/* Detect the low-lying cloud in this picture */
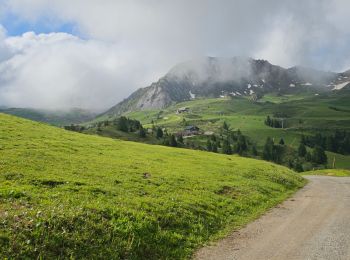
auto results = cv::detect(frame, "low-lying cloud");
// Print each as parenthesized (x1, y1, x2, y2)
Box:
(0, 0, 349, 110)
(0, 30, 163, 110)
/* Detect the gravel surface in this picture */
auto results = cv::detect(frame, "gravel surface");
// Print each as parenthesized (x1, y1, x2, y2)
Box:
(195, 176, 350, 260)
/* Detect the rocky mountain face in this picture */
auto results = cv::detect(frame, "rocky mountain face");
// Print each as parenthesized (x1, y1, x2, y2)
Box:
(103, 57, 344, 117)
(332, 69, 350, 90)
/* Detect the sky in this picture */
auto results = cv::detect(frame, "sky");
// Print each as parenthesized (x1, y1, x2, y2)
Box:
(0, 0, 349, 111)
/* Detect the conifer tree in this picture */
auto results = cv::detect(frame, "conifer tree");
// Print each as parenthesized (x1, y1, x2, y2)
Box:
(156, 127, 163, 139)
(118, 116, 129, 132)
(139, 127, 146, 138)
(263, 137, 274, 160)
(293, 160, 303, 172)
(223, 121, 229, 131)
(252, 144, 258, 156)
(298, 142, 307, 157)
(177, 135, 184, 144)
(305, 151, 312, 162)
(279, 138, 285, 145)
(169, 135, 177, 147)
(222, 139, 232, 155)
(206, 139, 213, 152)
(312, 146, 327, 164)
(212, 143, 218, 153)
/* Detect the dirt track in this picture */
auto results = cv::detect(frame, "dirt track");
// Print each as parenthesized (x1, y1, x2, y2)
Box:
(195, 176, 350, 260)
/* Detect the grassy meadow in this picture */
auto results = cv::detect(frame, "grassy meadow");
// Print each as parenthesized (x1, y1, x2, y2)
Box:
(124, 93, 350, 169)
(303, 169, 350, 177)
(0, 113, 305, 259)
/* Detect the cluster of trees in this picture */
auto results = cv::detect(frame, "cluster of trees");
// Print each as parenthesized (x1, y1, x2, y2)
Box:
(65, 117, 148, 138)
(298, 142, 327, 165)
(116, 117, 142, 133)
(262, 137, 285, 164)
(301, 131, 350, 155)
(64, 124, 86, 132)
(261, 137, 328, 172)
(206, 135, 219, 153)
(96, 117, 146, 137)
(222, 128, 250, 155)
(98, 117, 147, 138)
(163, 134, 183, 147)
(206, 122, 255, 156)
(264, 115, 283, 128)
(149, 125, 183, 147)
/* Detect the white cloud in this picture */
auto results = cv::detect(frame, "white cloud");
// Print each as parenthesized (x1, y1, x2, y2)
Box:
(0, 31, 161, 110)
(0, 0, 349, 110)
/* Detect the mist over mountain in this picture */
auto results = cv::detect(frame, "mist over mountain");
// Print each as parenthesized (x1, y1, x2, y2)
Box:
(103, 57, 346, 117)
(0, 107, 96, 126)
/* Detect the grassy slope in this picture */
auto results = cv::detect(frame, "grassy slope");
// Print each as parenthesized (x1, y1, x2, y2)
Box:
(84, 125, 159, 144)
(0, 113, 305, 259)
(303, 169, 350, 177)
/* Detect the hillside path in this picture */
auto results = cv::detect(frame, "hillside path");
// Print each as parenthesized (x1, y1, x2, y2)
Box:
(194, 176, 350, 260)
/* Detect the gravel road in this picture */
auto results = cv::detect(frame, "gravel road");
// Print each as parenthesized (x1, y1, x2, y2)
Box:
(195, 176, 350, 260)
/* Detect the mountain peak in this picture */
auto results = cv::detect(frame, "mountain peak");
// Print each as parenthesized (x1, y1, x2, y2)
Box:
(102, 57, 340, 117)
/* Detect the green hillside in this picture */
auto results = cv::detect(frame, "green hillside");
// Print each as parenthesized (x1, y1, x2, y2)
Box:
(0, 113, 305, 259)
(119, 92, 350, 169)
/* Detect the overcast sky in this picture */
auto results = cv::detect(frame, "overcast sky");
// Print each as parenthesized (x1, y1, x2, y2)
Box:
(0, 0, 349, 110)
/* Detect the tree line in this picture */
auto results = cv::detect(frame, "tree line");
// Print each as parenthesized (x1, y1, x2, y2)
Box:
(205, 121, 256, 156)
(301, 131, 350, 155)
(261, 137, 328, 172)
(264, 115, 284, 128)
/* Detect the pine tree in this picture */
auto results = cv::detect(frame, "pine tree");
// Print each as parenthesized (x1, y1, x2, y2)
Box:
(163, 138, 170, 146)
(265, 115, 271, 126)
(212, 143, 218, 153)
(222, 140, 232, 155)
(139, 127, 146, 138)
(293, 160, 304, 172)
(236, 135, 247, 155)
(305, 151, 312, 162)
(252, 144, 258, 156)
(272, 145, 284, 163)
(156, 127, 163, 139)
(279, 138, 285, 145)
(312, 146, 327, 164)
(206, 139, 213, 152)
(177, 135, 184, 144)
(263, 137, 274, 161)
(298, 143, 307, 157)
(118, 116, 129, 132)
(169, 135, 177, 147)
(288, 159, 293, 169)
(223, 121, 229, 131)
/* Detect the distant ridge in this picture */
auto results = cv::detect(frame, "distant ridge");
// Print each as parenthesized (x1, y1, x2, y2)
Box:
(102, 57, 347, 118)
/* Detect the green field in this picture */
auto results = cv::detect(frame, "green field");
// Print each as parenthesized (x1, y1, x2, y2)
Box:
(0, 113, 305, 259)
(303, 169, 350, 177)
(124, 93, 350, 169)
(84, 124, 159, 144)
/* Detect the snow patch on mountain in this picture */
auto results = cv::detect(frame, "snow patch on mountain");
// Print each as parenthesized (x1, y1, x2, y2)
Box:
(333, 81, 350, 90)
(189, 90, 196, 99)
